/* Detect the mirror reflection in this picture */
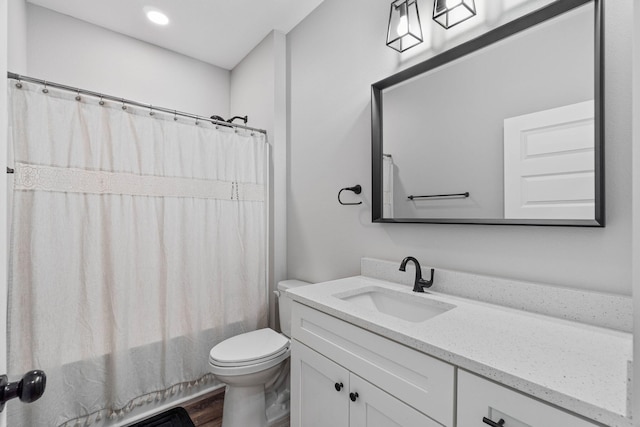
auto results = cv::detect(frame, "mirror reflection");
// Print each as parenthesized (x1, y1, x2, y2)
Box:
(374, 1, 602, 225)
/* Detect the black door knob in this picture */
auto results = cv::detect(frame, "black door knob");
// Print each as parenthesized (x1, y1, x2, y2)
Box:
(0, 370, 47, 412)
(349, 392, 359, 402)
(334, 382, 343, 392)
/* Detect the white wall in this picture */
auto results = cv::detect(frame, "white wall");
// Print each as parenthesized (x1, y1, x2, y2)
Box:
(7, 0, 26, 74)
(632, 0, 640, 422)
(230, 31, 287, 328)
(24, 4, 230, 118)
(287, 0, 633, 295)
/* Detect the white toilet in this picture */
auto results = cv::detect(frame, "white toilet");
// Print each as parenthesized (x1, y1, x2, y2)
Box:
(208, 279, 309, 427)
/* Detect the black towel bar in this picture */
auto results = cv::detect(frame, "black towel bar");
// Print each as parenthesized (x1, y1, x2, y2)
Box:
(407, 192, 469, 200)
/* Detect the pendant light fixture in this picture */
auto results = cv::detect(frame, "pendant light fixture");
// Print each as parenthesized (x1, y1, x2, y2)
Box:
(433, 0, 476, 29)
(386, 0, 423, 52)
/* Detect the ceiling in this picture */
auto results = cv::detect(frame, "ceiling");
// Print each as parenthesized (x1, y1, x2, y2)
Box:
(26, 0, 325, 70)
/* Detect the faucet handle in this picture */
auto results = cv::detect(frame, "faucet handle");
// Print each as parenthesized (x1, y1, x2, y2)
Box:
(416, 268, 435, 292)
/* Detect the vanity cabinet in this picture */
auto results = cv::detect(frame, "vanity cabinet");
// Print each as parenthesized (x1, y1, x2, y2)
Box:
(290, 302, 455, 427)
(457, 370, 600, 427)
(291, 340, 440, 427)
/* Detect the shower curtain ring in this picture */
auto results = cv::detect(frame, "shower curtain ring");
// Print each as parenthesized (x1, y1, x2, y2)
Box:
(42, 82, 48, 94)
(15, 78, 22, 89)
(75, 90, 81, 101)
(149, 105, 154, 116)
(99, 95, 105, 106)
(174, 111, 178, 121)
(121, 99, 127, 110)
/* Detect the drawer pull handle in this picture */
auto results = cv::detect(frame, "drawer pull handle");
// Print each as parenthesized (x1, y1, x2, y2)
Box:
(483, 418, 505, 427)
(349, 392, 359, 402)
(334, 382, 343, 392)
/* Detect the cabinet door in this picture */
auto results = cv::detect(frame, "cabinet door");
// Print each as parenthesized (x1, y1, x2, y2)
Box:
(349, 374, 443, 427)
(457, 370, 599, 427)
(290, 340, 349, 427)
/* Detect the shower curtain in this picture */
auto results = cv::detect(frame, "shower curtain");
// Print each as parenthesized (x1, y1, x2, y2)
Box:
(6, 81, 268, 426)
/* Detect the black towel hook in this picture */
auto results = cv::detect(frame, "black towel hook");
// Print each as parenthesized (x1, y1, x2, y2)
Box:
(338, 185, 362, 205)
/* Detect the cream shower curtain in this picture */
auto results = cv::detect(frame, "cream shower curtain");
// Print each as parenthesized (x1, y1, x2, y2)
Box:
(7, 81, 268, 426)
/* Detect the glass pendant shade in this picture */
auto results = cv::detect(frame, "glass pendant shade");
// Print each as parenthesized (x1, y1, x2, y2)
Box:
(386, 0, 423, 53)
(433, 0, 476, 29)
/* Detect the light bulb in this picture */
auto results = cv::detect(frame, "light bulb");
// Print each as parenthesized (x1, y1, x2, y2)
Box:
(397, 15, 409, 35)
(146, 9, 169, 26)
(396, 2, 409, 35)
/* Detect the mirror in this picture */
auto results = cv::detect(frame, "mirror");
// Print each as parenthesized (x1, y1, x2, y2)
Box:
(371, 0, 603, 226)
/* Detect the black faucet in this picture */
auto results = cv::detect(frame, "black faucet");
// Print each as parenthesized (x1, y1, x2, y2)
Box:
(399, 256, 434, 293)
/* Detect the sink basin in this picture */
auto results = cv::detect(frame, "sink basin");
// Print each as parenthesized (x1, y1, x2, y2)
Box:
(335, 286, 455, 323)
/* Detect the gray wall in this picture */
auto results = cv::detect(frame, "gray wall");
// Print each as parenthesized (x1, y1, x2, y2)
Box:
(287, 0, 633, 295)
(230, 31, 287, 328)
(23, 4, 230, 118)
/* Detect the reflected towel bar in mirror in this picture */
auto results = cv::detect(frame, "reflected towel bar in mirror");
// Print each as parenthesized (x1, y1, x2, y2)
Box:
(408, 192, 469, 200)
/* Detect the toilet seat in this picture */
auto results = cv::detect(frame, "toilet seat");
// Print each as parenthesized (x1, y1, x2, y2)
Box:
(209, 347, 290, 377)
(209, 328, 290, 376)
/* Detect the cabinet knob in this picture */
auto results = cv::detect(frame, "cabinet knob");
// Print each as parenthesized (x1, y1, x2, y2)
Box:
(482, 417, 505, 427)
(334, 382, 343, 392)
(349, 392, 359, 402)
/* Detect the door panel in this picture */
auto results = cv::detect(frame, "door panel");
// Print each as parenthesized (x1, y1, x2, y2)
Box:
(290, 340, 349, 427)
(504, 100, 595, 219)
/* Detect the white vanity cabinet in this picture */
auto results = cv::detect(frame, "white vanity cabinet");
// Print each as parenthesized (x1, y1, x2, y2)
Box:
(457, 370, 601, 427)
(291, 340, 440, 427)
(290, 302, 455, 427)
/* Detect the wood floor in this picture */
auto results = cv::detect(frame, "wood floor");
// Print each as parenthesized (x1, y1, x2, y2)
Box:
(182, 388, 225, 427)
(180, 388, 290, 427)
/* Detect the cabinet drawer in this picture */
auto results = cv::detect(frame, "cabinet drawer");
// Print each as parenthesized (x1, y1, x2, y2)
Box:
(457, 370, 600, 427)
(292, 302, 455, 426)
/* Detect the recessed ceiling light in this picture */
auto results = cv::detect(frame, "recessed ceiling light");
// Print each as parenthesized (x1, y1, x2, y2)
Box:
(145, 8, 170, 26)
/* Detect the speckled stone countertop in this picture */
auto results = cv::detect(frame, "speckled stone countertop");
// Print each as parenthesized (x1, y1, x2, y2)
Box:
(287, 276, 633, 427)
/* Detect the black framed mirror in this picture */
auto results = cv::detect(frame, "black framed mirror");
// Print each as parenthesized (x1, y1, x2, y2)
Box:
(372, 0, 603, 226)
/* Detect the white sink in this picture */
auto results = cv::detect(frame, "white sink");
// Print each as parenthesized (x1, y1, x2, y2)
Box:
(335, 286, 455, 323)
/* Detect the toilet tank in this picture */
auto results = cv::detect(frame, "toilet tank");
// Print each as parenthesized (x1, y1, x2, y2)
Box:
(276, 280, 310, 338)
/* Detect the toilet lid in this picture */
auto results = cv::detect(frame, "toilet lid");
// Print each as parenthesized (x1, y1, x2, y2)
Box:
(209, 328, 290, 367)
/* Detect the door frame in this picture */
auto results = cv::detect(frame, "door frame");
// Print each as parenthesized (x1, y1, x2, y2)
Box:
(0, 0, 9, 426)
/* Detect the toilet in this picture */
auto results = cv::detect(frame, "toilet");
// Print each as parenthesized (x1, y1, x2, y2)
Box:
(208, 279, 309, 427)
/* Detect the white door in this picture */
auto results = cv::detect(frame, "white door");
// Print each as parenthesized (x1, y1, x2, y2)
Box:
(0, 0, 8, 426)
(349, 374, 442, 427)
(503, 100, 595, 219)
(290, 340, 350, 427)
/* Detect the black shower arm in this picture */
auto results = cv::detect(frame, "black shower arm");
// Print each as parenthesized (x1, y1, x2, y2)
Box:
(227, 115, 248, 124)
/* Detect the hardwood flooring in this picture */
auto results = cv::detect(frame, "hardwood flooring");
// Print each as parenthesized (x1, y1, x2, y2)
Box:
(182, 388, 225, 427)
(180, 388, 290, 427)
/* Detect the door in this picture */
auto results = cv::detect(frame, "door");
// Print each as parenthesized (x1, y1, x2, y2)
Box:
(503, 100, 595, 219)
(290, 340, 349, 427)
(349, 374, 442, 427)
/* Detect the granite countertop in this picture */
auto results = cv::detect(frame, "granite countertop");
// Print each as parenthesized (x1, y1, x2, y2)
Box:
(287, 275, 633, 427)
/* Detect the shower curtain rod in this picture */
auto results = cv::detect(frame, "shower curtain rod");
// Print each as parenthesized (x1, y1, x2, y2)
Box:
(6, 72, 267, 135)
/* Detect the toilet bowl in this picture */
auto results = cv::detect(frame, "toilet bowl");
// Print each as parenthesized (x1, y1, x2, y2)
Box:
(208, 280, 309, 427)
